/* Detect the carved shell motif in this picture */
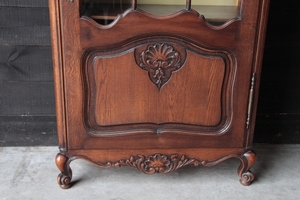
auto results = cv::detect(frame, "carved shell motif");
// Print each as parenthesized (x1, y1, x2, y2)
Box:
(114, 154, 200, 174)
(139, 43, 185, 90)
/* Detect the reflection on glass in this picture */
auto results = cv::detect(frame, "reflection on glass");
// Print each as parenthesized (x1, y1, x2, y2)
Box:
(137, 0, 186, 16)
(191, 0, 240, 25)
(191, 0, 238, 6)
(82, 0, 132, 25)
(137, 0, 240, 25)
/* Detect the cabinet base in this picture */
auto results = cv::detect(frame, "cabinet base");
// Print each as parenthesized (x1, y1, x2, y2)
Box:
(55, 150, 256, 189)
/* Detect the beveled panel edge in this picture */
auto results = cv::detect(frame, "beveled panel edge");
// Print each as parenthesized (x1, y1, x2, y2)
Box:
(81, 36, 237, 137)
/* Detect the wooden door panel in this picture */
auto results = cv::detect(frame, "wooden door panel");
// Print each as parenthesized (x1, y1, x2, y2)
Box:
(57, 0, 266, 149)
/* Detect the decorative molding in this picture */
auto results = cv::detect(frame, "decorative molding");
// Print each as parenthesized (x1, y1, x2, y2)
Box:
(83, 37, 235, 135)
(138, 43, 185, 89)
(114, 154, 200, 174)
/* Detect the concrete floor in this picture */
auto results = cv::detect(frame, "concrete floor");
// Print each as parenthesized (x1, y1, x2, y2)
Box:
(1, 144, 299, 200)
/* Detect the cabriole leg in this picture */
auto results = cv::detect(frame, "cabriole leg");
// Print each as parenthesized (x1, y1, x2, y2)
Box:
(238, 150, 256, 186)
(55, 153, 72, 189)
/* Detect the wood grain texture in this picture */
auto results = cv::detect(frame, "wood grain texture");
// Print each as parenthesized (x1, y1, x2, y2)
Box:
(93, 50, 224, 126)
(81, 35, 236, 138)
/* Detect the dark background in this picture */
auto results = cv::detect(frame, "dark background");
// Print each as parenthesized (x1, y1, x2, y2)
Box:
(0, 0, 299, 146)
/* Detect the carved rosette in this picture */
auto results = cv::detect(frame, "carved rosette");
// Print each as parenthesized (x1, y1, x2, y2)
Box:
(114, 154, 200, 174)
(138, 43, 186, 89)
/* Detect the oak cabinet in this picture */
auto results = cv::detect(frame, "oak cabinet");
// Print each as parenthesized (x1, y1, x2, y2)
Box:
(49, 0, 270, 189)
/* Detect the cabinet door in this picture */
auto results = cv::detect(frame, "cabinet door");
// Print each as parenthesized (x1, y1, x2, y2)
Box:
(57, 0, 266, 150)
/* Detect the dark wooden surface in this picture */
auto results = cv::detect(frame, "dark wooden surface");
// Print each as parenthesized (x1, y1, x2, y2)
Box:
(0, 0, 299, 146)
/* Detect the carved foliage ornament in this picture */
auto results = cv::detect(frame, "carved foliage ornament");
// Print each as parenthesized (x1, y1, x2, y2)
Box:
(56, 151, 256, 188)
(114, 153, 200, 174)
(137, 43, 186, 89)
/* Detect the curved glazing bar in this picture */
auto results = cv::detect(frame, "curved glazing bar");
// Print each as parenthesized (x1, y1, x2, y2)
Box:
(191, 0, 241, 25)
(81, 0, 241, 26)
(82, 0, 133, 25)
(137, 0, 240, 25)
(137, 0, 186, 16)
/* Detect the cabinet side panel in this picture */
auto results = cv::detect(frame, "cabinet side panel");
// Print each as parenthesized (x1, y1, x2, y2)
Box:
(49, 0, 67, 151)
(246, 0, 270, 147)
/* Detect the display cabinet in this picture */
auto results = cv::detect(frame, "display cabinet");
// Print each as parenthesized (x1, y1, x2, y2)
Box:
(49, 0, 270, 188)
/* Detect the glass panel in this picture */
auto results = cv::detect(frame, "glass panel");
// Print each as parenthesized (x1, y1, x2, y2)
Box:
(136, 0, 240, 25)
(81, 0, 241, 26)
(191, 0, 240, 25)
(192, 0, 238, 6)
(137, 0, 186, 16)
(82, 0, 132, 25)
